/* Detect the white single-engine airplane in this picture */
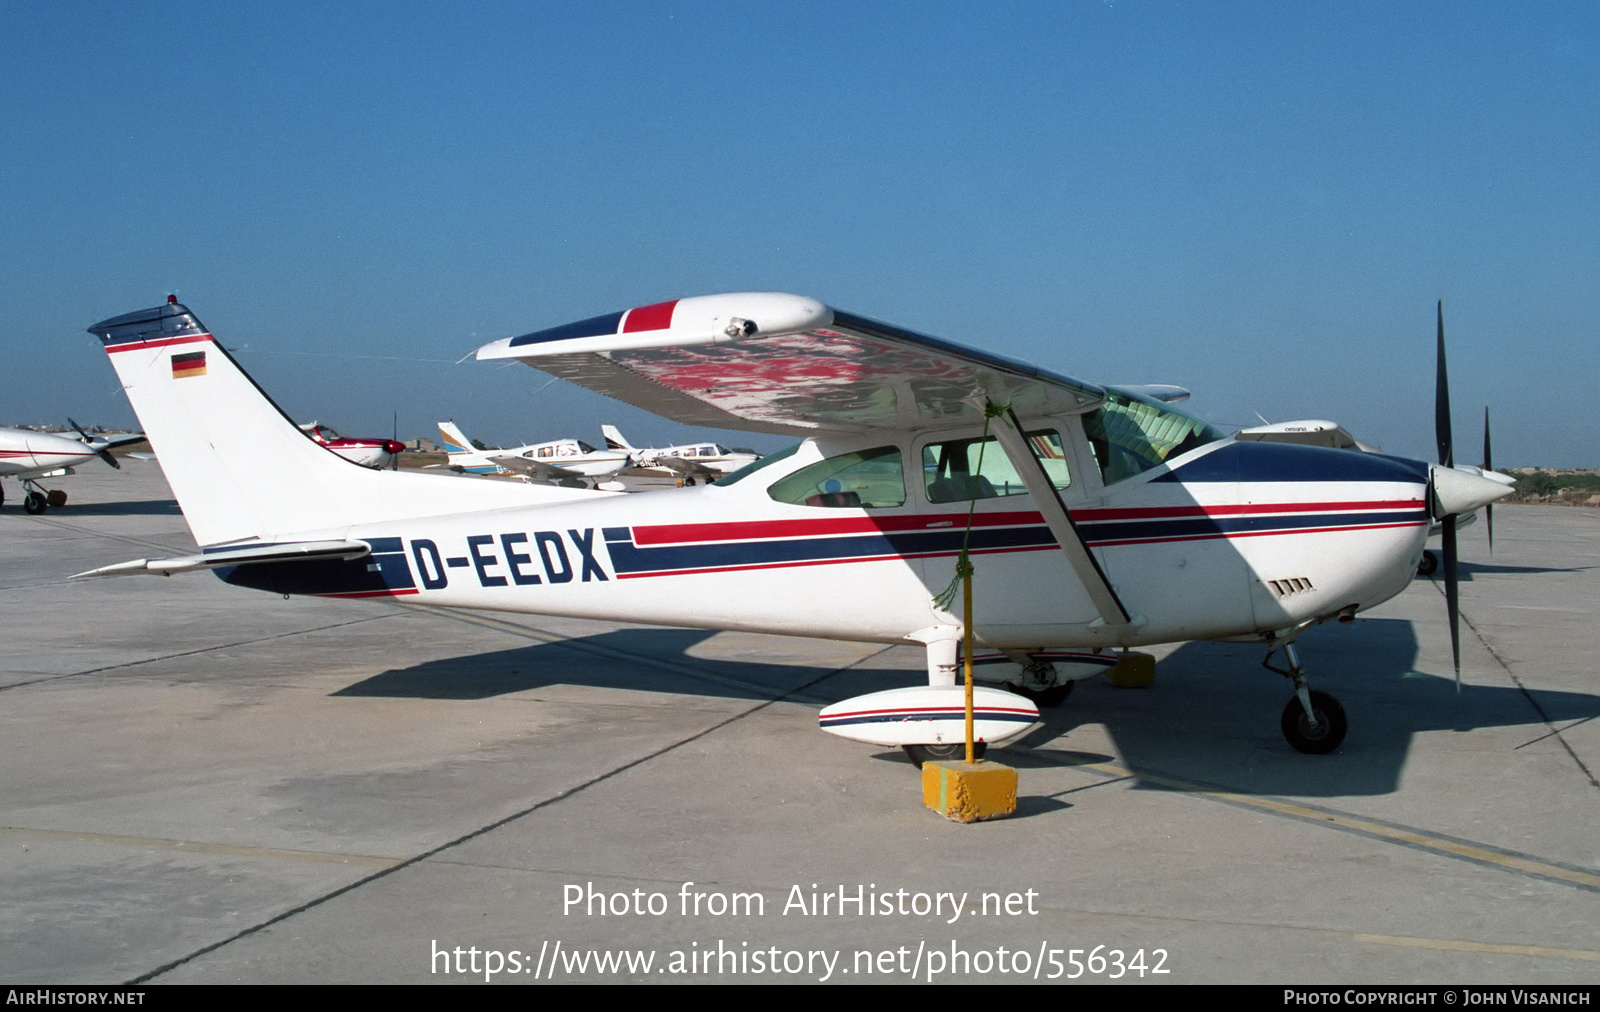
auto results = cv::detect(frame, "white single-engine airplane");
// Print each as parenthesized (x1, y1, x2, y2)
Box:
(78, 294, 1511, 765)
(601, 425, 760, 485)
(300, 421, 407, 469)
(438, 420, 630, 490)
(1, 421, 144, 513)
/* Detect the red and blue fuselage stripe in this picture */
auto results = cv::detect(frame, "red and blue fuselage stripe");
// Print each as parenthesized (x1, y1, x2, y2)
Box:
(599, 498, 1427, 579)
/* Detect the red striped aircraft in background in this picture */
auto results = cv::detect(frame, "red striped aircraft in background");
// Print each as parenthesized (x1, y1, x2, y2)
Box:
(299, 421, 406, 470)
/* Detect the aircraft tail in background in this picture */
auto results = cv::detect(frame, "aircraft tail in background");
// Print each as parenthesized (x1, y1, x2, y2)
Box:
(601, 424, 637, 455)
(437, 420, 505, 474)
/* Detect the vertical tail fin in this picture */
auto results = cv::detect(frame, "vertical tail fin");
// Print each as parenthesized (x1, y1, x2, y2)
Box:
(600, 424, 635, 452)
(88, 301, 582, 545)
(438, 420, 474, 457)
(435, 420, 503, 474)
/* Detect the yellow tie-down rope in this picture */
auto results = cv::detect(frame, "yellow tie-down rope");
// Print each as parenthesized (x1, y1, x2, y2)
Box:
(930, 401, 1009, 765)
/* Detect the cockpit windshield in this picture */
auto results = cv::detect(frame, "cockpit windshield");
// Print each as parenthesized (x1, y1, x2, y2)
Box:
(1083, 388, 1226, 486)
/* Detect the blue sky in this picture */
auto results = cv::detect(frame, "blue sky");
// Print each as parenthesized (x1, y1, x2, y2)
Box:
(3, 1, 1595, 465)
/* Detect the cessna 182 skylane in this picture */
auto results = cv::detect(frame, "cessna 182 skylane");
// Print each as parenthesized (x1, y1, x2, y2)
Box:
(77, 294, 1511, 763)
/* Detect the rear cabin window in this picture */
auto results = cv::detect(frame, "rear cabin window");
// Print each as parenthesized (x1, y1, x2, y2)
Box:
(922, 431, 1070, 504)
(768, 446, 906, 509)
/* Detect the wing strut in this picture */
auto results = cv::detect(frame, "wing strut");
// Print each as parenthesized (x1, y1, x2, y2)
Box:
(990, 405, 1134, 629)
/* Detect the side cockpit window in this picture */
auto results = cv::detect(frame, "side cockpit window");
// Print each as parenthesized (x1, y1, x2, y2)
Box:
(1083, 389, 1225, 486)
(922, 431, 1070, 504)
(768, 446, 906, 509)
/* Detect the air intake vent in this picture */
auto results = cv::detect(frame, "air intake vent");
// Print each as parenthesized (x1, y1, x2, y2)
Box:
(1268, 577, 1315, 598)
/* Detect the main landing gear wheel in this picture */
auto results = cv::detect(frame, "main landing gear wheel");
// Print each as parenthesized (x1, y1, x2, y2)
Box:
(1281, 690, 1347, 754)
(1007, 680, 1074, 707)
(903, 742, 986, 768)
(23, 491, 47, 514)
(46, 489, 67, 508)
(1417, 550, 1439, 576)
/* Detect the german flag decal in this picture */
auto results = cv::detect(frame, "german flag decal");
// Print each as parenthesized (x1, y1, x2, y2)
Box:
(171, 351, 207, 379)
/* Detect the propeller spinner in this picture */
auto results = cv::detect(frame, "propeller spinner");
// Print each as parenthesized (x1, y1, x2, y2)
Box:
(67, 416, 120, 470)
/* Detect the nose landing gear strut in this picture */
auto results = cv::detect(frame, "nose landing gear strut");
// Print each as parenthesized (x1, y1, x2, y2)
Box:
(1263, 642, 1348, 754)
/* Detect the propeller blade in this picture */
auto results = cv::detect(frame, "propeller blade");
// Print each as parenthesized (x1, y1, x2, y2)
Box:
(1443, 514, 1461, 691)
(69, 417, 121, 469)
(1483, 407, 1494, 554)
(1433, 303, 1461, 690)
(1435, 301, 1453, 467)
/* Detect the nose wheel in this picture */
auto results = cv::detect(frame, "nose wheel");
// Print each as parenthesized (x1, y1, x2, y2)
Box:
(1280, 690, 1347, 754)
(1264, 643, 1348, 754)
(18, 480, 65, 514)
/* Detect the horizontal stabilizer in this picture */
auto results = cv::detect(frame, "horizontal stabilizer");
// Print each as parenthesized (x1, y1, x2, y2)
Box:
(73, 540, 371, 579)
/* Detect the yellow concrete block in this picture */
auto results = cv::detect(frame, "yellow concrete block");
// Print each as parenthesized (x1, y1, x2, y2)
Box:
(1104, 651, 1156, 688)
(922, 760, 1018, 823)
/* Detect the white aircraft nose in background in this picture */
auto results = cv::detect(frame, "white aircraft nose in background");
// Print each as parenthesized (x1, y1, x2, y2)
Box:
(0, 426, 137, 513)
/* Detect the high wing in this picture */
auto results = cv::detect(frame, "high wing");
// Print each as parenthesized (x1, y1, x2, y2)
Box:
(475, 293, 1105, 435)
(1116, 384, 1190, 404)
(478, 293, 1131, 628)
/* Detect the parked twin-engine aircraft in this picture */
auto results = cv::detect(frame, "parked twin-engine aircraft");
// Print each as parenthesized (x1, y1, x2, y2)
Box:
(600, 424, 759, 484)
(0, 421, 144, 513)
(299, 421, 406, 469)
(77, 294, 1511, 765)
(437, 420, 629, 490)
